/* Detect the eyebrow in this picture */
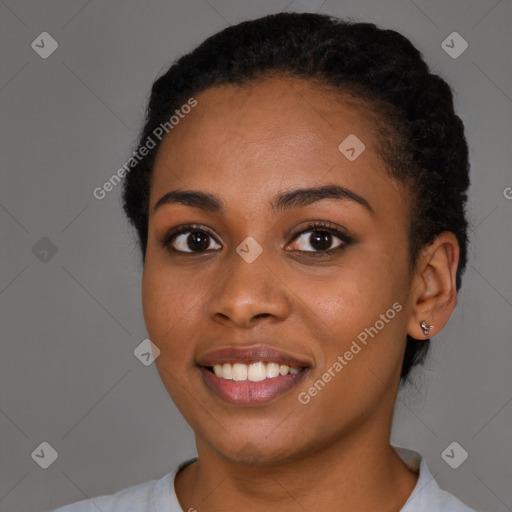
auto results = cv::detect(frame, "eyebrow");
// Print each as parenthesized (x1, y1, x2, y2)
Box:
(151, 184, 375, 216)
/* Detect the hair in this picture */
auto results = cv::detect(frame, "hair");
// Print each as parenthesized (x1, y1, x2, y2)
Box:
(122, 12, 470, 382)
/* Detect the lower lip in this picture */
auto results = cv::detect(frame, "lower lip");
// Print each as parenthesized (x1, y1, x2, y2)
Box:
(200, 366, 308, 406)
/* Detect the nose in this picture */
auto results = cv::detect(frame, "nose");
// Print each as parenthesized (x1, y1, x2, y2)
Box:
(207, 246, 291, 328)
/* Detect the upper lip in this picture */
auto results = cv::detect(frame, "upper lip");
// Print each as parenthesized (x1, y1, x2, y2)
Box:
(198, 345, 311, 369)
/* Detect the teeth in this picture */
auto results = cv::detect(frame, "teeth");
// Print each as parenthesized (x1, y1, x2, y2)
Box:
(222, 363, 233, 380)
(266, 362, 280, 378)
(213, 364, 223, 377)
(209, 362, 302, 381)
(248, 362, 267, 382)
(232, 363, 248, 381)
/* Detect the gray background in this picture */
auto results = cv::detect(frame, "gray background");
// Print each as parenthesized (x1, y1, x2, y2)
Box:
(0, 1, 510, 511)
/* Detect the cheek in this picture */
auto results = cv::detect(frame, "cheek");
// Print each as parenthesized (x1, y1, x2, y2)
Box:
(296, 270, 408, 425)
(302, 248, 409, 371)
(301, 257, 395, 328)
(141, 260, 198, 362)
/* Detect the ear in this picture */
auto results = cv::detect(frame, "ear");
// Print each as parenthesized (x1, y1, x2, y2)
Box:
(406, 232, 460, 340)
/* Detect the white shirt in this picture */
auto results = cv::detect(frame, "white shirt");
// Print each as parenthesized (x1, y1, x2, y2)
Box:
(46, 447, 478, 511)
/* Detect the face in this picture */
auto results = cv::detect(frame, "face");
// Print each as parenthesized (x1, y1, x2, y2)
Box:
(142, 77, 415, 465)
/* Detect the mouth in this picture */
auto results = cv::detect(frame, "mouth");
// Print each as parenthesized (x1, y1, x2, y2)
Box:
(205, 361, 303, 380)
(197, 345, 310, 406)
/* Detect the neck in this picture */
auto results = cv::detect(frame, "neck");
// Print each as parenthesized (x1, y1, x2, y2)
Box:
(175, 421, 418, 512)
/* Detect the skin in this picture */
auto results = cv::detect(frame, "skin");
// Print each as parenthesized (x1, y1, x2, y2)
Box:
(141, 77, 460, 511)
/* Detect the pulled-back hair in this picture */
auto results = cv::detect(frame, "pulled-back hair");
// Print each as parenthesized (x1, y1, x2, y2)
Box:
(122, 12, 470, 382)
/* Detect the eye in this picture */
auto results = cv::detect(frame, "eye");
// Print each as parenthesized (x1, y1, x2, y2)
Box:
(287, 221, 352, 256)
(159, 224, 221, 254)
(158, 221, 353, 257)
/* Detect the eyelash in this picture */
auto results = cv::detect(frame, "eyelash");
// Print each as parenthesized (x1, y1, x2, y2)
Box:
(157, 221, 353, 258)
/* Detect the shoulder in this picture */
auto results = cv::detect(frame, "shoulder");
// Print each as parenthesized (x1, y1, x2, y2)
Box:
(45, 476, 165, 512)
(44, 458, 196, 512)
(396, 447, 479, 512)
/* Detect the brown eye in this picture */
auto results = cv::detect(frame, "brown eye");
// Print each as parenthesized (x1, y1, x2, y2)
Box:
(159, 225, 221, 254)
(293, 230, 342, 252)
(287, 222, 353, 256)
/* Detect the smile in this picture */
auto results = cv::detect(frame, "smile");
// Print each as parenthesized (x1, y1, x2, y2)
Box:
(197, 344, 311, 406)
(209, 361, 301, 381)
(200, 363, 308, 406)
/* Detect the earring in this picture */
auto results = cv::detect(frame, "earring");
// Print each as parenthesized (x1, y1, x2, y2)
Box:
(420, 320, 434, 337)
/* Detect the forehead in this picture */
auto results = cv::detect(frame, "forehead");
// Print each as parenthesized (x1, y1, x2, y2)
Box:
(167, 77, 378, 154)
(149, 77, 405, 217)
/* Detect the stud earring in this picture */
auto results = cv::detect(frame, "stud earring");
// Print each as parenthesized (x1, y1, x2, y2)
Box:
(420, 320, 434, 337)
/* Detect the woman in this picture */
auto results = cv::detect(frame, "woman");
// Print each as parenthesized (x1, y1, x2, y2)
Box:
(49, 11, 478, 512)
